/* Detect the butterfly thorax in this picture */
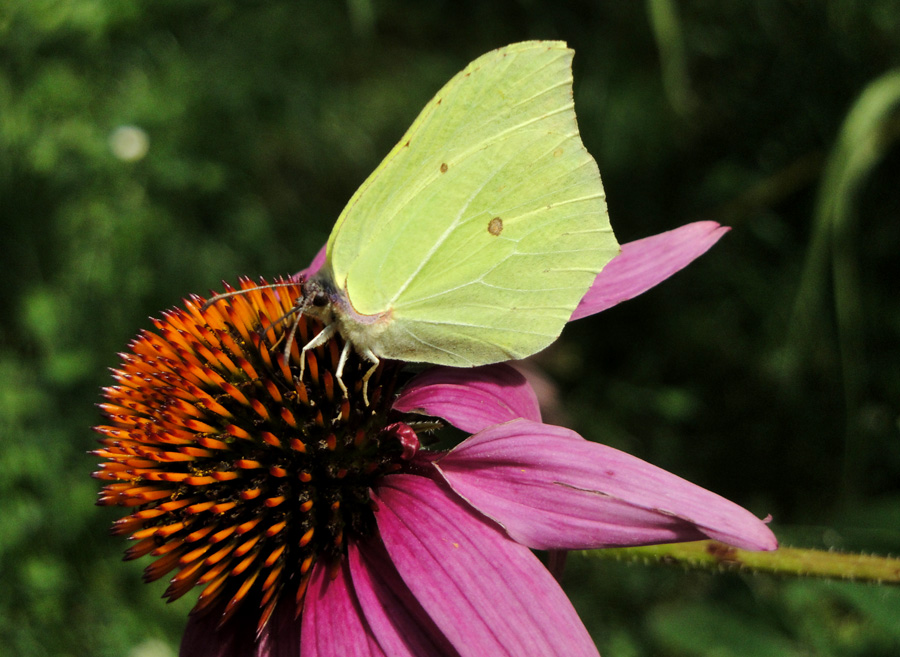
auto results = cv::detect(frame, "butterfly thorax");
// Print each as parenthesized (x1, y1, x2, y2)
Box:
(307, 269, 393, 360)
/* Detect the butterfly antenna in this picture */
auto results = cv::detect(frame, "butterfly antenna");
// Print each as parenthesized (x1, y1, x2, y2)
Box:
(281, 311, 304, 366)
(245, 285, 319, 368)
(200, 281, 303, 313)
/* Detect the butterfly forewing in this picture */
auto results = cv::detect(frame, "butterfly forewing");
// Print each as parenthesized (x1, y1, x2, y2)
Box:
(323, 41, 618, 367)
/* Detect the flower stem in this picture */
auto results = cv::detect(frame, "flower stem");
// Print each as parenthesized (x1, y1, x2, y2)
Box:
(582, 541, 900, 583)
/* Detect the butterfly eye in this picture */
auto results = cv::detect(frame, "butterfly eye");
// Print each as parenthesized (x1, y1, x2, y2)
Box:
(311, 293, 329, 308)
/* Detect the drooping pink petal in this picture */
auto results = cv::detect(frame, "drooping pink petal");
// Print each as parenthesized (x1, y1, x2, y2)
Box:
(393, 364, 541, 433)
(435, 419, 777, 552)
(373, 473, 599, 657)
(571, 221, 729, 320)
(301, 560, 384, 657)
(349, 538, 461, 657)
(294, 244, 327, 282)
(179, 597, 304, 657)
(180, 608, 257, 657)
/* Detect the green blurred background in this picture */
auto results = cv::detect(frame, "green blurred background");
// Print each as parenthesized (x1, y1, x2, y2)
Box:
(2, 1, 899, 655)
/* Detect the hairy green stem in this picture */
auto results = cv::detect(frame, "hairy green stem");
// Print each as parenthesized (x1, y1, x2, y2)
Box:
(582, 541, 900, 584)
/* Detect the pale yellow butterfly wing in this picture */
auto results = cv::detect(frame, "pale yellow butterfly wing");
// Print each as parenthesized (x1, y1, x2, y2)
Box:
(322, 41, 618, 366)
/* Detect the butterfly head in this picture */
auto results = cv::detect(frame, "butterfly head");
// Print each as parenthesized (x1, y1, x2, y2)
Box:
(298, 272, 338, 323)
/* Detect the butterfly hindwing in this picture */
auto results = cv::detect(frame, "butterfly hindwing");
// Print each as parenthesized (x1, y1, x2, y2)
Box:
(322, 41, 618, 366)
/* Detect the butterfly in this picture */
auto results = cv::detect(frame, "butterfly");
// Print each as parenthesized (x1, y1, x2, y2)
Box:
(211, 41, 618, 403)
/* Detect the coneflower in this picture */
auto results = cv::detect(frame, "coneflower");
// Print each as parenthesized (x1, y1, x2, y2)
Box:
(94, 222, 776, 656)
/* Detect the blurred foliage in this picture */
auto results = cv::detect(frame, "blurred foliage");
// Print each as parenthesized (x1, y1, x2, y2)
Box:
(1, 1, 898, 655)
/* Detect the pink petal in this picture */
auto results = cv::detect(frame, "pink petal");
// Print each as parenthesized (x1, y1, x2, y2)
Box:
(301, 560, 384, 657)
(571, 221, 729, 320)
(256, 599, 305, 657)
(349, 538, 460, 657)
(294, 244, 327, 282)
(179, 608, 257, 657)
(373, 473, 599, 657)
(435, 419, 777, 552)
(179, 599, 303, 657)
(393, 364, 541, 433)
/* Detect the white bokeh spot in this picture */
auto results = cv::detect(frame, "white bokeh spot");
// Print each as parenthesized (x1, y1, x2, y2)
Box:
(109, 125, 150, 162)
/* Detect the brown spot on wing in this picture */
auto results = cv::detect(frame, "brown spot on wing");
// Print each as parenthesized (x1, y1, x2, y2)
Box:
(488, 217, 503, 236)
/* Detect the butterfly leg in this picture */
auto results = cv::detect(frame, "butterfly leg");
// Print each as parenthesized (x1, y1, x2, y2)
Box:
(299, 322, 338, 385)
(333, 340, 352, 400)
(333, 342, 379, 406)
(358, 348, 380, 407)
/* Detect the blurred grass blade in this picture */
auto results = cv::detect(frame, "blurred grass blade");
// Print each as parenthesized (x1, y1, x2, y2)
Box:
(347, 0, 376, 36)
(793, 69, 900, 336)
(646, 0, 695, 115)
(790, 69, 900, 501)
